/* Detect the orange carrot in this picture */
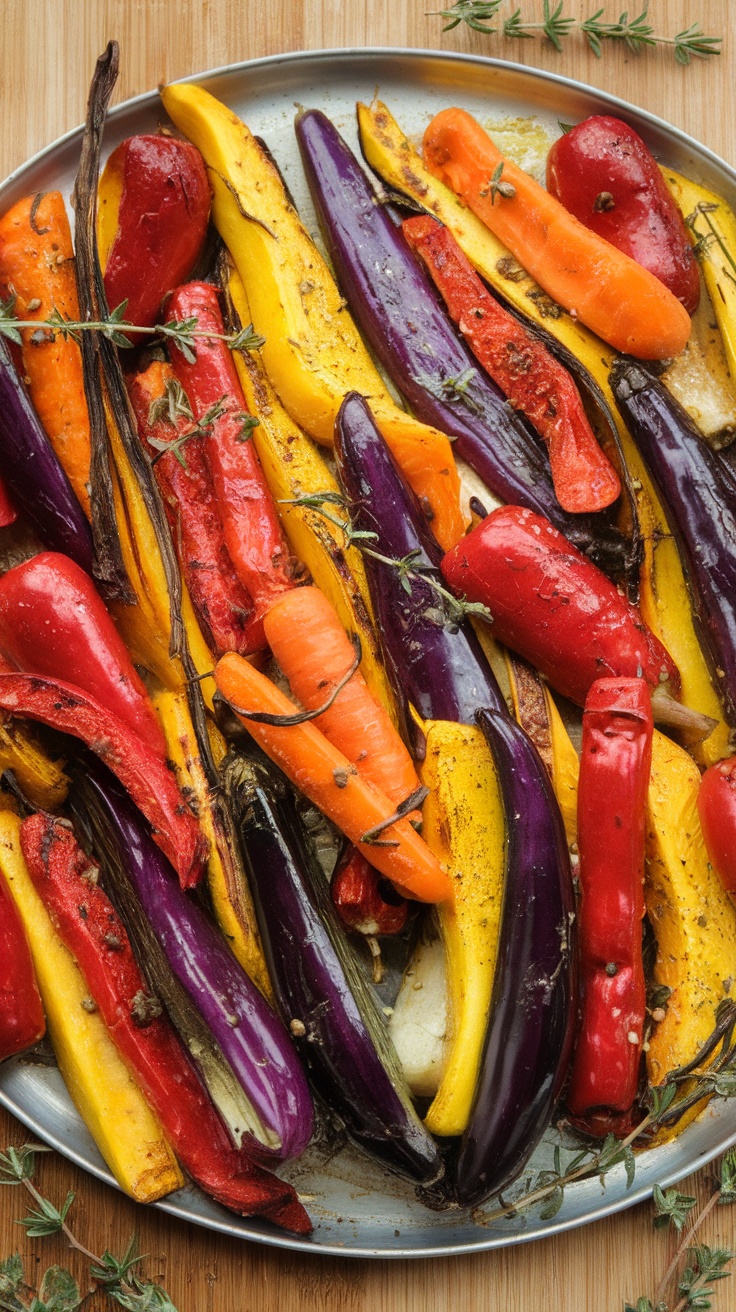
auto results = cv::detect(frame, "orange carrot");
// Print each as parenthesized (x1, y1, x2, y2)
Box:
(263, 586, 420, 807)
(215, 652, 451, 904)
(422, 108, 691, 361)
(0, 192, 91, 513)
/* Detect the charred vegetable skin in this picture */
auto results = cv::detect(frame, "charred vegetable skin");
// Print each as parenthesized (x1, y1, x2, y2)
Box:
(335, 391, 506, 748)
(229, 754, 442, 1183)
(547, 116, 700, 315)
(98, 134, 211, 328)
(611, 363, 736, 726)
(21, 813, 310, 1234)
(0, 865, 45, 1061)
(296, 108, 625, 566)
(455, 708, 575, 1207)
(441, 504, 678, 710)
(567, 678, 653, 1117)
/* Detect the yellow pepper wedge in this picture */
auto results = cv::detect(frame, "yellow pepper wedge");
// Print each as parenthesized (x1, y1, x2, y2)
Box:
(227, 269, 397, 722)
(160, 82, 465, 552)
(152, 688, 272, 1000)
(417, 720, 505, 1136)
(505, 652, 580, 851)
(357, 99, 729, 766)
(0, 811, 183, 1202)
(0, 720, 67, 810)
(645, 731, 736, 1132)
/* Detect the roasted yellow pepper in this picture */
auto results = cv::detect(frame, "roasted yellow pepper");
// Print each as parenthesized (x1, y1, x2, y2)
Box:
(0, 811, 182, 1202)
(0, 720, 67, 810)
(160, 82, 465, 552)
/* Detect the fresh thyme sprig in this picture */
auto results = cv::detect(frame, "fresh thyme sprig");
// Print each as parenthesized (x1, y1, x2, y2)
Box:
(0, 1143, 178, 1309)
(0, 294, 266, 362)
(144, 377, 259, 470)
(279, 491, 493, 626)
(429, 2, 722, 65)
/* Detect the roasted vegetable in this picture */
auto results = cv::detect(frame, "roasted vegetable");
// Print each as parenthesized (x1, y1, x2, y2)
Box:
(546, 116, 700, 314)
(215, 652, 452, 905)
(334, 391, 506, 753)
(0, 672, 207, 887)
(423, 108, 691, 359)
(0, 864, 44, 1060)
(697, 757, 736, 898)
(0, 552, 166, 758)
(505, 652, 579, 849)
(0, 718, 68, 812)
(402, 212, 621, 514)
(611, 363, 736, 728)
(0, 809, 183, 1202)
(228, 753, 442, 1184)
(21, 812, 310, 1234)
(330, 845, 408, 946)
(389, 919, 449, 1097)
(567, 678, 653, 1117)
(0, 191, 92, 513)
(159, 81, 465, 551)
(98, 134, 211, 328)
(76, 762, 314, 1161)
(455, 708, 575, 1207)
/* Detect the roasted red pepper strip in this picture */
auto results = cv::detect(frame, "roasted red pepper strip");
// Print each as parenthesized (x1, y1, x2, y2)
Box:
(441, 505, 680, 709)
(0, 552, 166, 759)
(168, 283, 297, 648)
(20, 813, 310, 1234)
(331, 845, 408, 936)
(698, 758, 736, 898)
(401, 214, 621, 515)
(566, 677, 653, 1116)
(0, 475, 17, 528)
(0, 673, 207, 889)
(127, 361, 261, 658)
(0, 865, 45, 1060)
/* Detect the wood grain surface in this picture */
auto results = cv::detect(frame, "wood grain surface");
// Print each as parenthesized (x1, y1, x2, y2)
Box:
(1, 2, 735, 1308)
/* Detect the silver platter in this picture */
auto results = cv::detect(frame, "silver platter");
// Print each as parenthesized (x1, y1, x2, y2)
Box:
(1, 47, 735, 1259)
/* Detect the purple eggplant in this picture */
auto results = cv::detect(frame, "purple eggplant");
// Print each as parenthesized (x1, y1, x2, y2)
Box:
(335, 391, 506, 749)
(72, 761, 314, 1162)
(227, 752, 443, 1185)
(610, 362, 736, 724)
(0, 340, 93, 572)
(295, 108, 627, 573)
(455, 708, 575, 1208)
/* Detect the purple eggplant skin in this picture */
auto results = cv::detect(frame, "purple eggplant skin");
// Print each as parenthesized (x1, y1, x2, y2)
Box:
(335, 391, 506, 750)
(0, 340, 94, 572)
(295, 108, 626, 574)
(79, 763, 314, 1162)
(455, 708, 575, 1209)
(228, 753, 443, 1185)
(610, 361, 736, 724)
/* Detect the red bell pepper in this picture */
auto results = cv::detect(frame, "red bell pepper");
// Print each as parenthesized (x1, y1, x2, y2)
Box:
(698, 758, 736, 898)
(547, 116, 700, 316)
(441, 505, 680, 710)
(331, 845, 408, 983)
(167, 283, 297, 649)
(0, 474, 17, 528)
(0, 552, 166, 758)
(127, 361, 261, 658)
(566, 677, 653, 1116)
(20, 813, 310, 1234)
(401, 214, 621, 515)
(0, 865, 45, 1060)
(0, 673, 207, 889)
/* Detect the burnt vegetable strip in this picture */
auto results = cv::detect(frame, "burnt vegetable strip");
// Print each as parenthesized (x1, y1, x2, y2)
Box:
(227, 753, 442, 1184)
(295, 107, 626, 569)
(455, 708, 575, 1208)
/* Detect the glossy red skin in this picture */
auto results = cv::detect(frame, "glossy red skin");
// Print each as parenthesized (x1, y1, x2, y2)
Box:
(547, 116, 700, 315)
(103, 135, 211, 329)
(168, 283, 296, 648)
(20, 814, 310, 1234)
(440, 505, 679, 706)
(127, 365, 261, 658)
(331, 845, 408, 936)
(0, 552, 166, 759)
(0, 866, 44, 1061)
(401, 214, 621, 515)
(0, 475, 17, 528)
(0, 673, 207, 889)
(566, 677, 652, 1116)
(698, 758, 736, 898)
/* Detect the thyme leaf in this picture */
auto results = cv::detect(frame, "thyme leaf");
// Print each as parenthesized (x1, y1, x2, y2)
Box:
(147, 396, 228, 470)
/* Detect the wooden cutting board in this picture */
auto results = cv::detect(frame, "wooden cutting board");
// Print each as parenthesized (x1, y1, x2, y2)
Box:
(0, 2, 734, 1308)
